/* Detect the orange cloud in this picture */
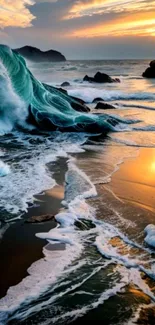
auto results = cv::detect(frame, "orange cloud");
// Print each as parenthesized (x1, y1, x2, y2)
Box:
(69, 11, 155, 38)
(65, 0, 155, 19)
(0, 0, 35, 28)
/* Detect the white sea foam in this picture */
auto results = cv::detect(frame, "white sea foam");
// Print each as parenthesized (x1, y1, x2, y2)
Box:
(0, 160, 10, 176)
(0, 132, 88, 215)
(68, 87, 155, 103)
(144, 224, 155, 248)
(0, 156, 154, 324)
(0, 62, 29, 135)
(0, 160, 96, 323)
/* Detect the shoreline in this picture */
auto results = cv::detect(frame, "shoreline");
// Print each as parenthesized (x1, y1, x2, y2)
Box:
(1, 147, 155, 302)
(0, 157, 67, 299)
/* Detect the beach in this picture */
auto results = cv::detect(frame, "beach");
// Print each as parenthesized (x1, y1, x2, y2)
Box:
(0, 55, 155, 324)
(0, 145, 155, 324)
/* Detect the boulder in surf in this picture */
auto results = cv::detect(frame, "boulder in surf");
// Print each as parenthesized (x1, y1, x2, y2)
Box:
(83, 72, 120, 83)
(142, 60, 155, 78)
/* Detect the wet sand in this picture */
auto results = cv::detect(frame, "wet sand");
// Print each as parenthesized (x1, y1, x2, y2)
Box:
(1, 147, 155, 304)
(0, 158, 67, 298)
(107, 148, 155, 213)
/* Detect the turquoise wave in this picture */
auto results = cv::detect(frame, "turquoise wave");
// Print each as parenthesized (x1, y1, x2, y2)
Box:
(0, 45, 133, 134)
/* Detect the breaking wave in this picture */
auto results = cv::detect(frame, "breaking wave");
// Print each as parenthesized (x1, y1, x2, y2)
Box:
(0, 45, 132, 135)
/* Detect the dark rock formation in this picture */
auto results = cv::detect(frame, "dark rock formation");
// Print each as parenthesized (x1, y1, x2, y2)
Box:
(95, 102, 116, 109)
(150, 60, 155, 68)
(92, 97, 104, 103)
(61, 82, 70, 87)
(26, 214, 54, 223)
(83, 75, 95, 83)
(14, 46, 66, 62)
(83, 71, 120, 83)
(142, 60, 155, 78)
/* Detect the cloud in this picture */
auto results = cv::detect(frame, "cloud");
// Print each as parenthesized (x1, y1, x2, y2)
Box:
(69, 10, 155, 38)
(65, 0, 155, 19)
(0, 0, 36, 28)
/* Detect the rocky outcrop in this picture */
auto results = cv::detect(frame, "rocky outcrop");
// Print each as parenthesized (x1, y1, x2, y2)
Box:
(92, 97, 104, 103)
(61, 82, 70, 87)
(14, 46, 66, 62)
(26, 214, 54, 223)
(83, 72, 120, 83)
(94, 102, 116, 109)
(142, 60, 155, 78)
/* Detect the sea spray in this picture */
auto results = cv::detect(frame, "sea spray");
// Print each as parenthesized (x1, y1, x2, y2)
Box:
(0, 45, 135, 134)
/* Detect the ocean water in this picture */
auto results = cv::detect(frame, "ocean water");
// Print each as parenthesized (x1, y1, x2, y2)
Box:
(0, 48, 155, 324)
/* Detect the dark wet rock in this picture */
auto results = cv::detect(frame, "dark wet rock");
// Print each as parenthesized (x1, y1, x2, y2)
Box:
(92, 97, 104, 103)
(94, 72, 114, 83)
(115, 78, 121, 83)
(83, 71, 120, 83)
(14, 46, 66, 62)
(150, 60, 155, 68)
(26, 214, 54, 223)
(142, 60, 155, 78)
(95, 102, 116, 110)
(83, 75, 95, 82)
(61, 82, 70, 87)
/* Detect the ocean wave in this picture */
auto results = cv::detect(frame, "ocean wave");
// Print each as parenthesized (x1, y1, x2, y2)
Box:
(0, 45, 130, 135)
(0, 132, 87, 215)
(0, 161, 154, 324)
(68, 87, 155, 103)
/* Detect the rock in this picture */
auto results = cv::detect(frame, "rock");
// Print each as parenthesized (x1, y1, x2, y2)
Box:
(150, 60, 155, 68)
(142, 60, 155, 78)
(14, 46, 66, 62)
(95, 102, 116, 109)
(94, 72, 113, 83)
(83, 71, 120, 83)
(92, 97, 104, 103)
(83, 75, 94, 82)
(61, 82, 70, 87)
(114, 78, 121, 83)
(26, 214, 54, 223)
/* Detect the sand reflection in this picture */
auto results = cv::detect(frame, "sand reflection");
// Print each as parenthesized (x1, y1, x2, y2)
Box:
(109, 148, 155, 212)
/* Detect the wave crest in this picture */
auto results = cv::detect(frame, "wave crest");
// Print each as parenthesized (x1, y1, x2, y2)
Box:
(0, 45, 133, 135)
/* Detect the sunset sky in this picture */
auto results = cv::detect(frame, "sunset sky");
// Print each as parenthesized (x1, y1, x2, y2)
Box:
(1, 0, 155, 59)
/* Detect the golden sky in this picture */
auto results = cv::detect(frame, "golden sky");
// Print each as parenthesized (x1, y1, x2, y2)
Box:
(1, 0, 155, 37)
(0, 0, 35, 28)
(65, 0, 155, 38)
(1, 0, 155, 58)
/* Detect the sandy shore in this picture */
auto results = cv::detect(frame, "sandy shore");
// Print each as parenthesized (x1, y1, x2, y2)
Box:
(108, 148, 155, 214)
(1, 147, 155, 302)
(0, 158, 67, 298)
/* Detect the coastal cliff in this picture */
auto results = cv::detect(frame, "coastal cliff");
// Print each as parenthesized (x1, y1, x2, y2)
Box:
(14, 45, 66, 62)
